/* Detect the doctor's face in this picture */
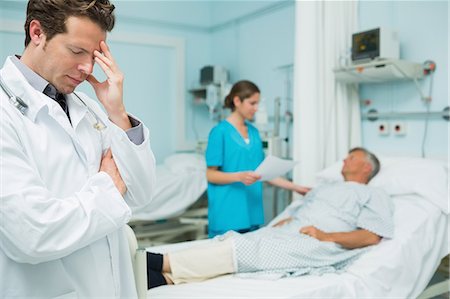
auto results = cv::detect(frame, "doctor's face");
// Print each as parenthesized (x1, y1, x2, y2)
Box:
(235, 92, 260, 121)
(32, 16, 106, 94)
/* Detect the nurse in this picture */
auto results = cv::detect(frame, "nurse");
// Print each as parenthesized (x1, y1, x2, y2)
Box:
(0, 0, 155, 298)
(206, 80, 308, 237)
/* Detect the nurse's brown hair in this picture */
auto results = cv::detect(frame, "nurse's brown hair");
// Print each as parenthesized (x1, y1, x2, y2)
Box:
(223, 80, 260, 112)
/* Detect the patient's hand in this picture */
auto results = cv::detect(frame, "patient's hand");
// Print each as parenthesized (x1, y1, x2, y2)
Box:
(300, 226, 328, 241)
(272, 217, 293, 227)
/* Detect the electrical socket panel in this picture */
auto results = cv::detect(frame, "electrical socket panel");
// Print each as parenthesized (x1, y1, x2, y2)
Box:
(377, 122, 390, 136)
(393, 122, 407, 136)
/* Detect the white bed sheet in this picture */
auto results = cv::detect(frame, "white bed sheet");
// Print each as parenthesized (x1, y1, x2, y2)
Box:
(131, 154, 207, 221)
(147, 193, 449, 298)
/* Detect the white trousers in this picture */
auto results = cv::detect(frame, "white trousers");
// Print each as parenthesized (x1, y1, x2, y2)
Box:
(168, 238, 235, 284)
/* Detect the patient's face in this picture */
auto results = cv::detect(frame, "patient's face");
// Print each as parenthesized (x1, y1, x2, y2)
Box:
(341, 151, 368, 178)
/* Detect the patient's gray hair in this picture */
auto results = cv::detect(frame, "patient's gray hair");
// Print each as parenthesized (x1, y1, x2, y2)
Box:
(349, 147, 380, 182)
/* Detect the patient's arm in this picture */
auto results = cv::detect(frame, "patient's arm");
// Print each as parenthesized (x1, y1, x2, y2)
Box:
(299, 226, 381, 249)
(268, 177, 311, 195)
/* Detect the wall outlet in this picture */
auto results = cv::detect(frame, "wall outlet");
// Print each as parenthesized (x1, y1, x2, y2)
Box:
(393, 122, 407, 136)
(377, 122, 390, 135)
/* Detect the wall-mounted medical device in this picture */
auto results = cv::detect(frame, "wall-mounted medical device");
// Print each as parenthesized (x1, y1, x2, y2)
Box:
(351, 27, 399, 63)
(200, 65, 229, 85)
(189, 65, 230, 121)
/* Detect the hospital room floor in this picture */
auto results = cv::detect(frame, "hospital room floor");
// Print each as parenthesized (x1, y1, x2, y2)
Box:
(426, 274, 449, 299)
(426, 255, 449, 299)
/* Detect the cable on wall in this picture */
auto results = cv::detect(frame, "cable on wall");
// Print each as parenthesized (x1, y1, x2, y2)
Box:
(420, 60, 436, 158)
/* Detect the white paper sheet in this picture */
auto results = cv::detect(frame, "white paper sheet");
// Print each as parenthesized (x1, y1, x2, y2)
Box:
(255, 155, 298, 181)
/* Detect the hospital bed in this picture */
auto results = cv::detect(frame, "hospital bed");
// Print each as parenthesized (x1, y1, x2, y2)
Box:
(129, 153, 208, 245)
(126, 154, 449, 299)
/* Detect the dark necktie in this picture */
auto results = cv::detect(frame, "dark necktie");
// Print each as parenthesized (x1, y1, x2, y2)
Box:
(44, 85, 71, 123)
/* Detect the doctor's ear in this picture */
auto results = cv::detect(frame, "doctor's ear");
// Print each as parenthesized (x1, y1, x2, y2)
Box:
(28, 20, 46, 46)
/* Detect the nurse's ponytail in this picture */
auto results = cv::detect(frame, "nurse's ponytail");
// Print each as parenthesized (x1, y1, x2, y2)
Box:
(223, 80, 260, 111)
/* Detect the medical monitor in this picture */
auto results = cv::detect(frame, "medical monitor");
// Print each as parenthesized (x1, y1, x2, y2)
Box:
(351, 28, 399, 63)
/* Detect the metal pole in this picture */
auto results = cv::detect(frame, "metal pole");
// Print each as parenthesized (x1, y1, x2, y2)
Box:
(363, 107, 449, 121)
(273, 97, 281, 137)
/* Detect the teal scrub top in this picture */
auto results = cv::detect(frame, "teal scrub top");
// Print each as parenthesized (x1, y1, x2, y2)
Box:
(205, 120, 264, 237)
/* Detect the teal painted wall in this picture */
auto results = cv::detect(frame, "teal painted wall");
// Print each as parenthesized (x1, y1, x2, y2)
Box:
(0, 0, 294, 162)
(358, 1, 449, 159)
(5, 1, 445, 160)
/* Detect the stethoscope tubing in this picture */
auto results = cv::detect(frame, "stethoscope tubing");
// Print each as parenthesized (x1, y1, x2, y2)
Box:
(0, 74, 29, 115)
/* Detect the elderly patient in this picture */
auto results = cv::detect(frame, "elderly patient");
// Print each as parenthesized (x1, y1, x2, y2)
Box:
(146, 147, 394, 289)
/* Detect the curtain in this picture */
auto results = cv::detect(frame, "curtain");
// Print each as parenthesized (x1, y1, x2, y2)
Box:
(292, 0, 360, 186)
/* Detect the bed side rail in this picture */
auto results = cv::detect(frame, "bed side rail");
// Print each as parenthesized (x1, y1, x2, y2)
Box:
(125, 225, 147, 299)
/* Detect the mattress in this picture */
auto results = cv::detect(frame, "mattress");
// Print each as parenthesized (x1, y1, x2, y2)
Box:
(131, 154, 207, 221)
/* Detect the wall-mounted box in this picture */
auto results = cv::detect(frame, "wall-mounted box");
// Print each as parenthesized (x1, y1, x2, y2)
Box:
(200, 66, 229, 85)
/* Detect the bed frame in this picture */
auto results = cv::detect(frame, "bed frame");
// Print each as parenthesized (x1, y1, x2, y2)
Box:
(129, 194, 208, 247)
(125, 225, 148, 299)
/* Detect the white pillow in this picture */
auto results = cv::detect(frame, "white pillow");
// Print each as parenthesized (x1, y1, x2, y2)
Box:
(315, 161, 344, 185)
(164, 153, 206, 174)
(316, 156, 449, 214)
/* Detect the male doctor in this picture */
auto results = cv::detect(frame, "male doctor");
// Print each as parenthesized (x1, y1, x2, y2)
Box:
(0, 0, 156, 298)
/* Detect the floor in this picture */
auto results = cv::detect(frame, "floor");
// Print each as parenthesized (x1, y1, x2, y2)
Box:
(425, 255, 449, 299)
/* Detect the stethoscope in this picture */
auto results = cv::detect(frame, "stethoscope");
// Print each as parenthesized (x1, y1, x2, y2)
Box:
(0, 74, 106, 131)
(0, 74, 28, 115)
(72, 92, 107, 131)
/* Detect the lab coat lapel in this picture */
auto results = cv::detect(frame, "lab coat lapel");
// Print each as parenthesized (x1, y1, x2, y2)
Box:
(66, 93, 89, 130)
(0, 57, 43, 122)
(1, 57, 88, 165)
(38, 91, 89, 165)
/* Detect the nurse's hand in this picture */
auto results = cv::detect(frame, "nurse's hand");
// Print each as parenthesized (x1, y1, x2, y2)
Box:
(294, 186, 311, 195)
(100, 148, 127, 196)
(87, 41, 132, 131)
(238, 171, 261, 185)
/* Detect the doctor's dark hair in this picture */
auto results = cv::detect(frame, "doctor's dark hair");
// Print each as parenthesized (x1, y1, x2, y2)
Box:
(224, 80, 260, 111)
(24, 0, 115, 47)
(349, 147, 380, 182)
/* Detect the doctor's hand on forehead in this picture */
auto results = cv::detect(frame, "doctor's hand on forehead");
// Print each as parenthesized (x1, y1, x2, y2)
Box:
(86, 41, 131, 131)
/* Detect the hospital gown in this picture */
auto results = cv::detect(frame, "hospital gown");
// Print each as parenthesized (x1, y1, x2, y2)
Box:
(227, 181, 394, 277)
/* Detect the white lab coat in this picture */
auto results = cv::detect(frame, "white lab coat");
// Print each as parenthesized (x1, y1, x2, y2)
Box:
(0, 56, 156, 298)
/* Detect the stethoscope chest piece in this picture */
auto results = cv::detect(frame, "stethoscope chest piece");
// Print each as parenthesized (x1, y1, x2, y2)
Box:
(93, 122, 106, 131)
(73, 92, 107, 131)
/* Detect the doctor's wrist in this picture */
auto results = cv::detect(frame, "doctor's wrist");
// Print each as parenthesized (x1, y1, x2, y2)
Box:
(108, 111, 132, 131)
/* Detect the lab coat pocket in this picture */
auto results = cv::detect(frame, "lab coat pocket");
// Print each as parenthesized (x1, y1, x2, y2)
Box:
(53, 291, 78, 299)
